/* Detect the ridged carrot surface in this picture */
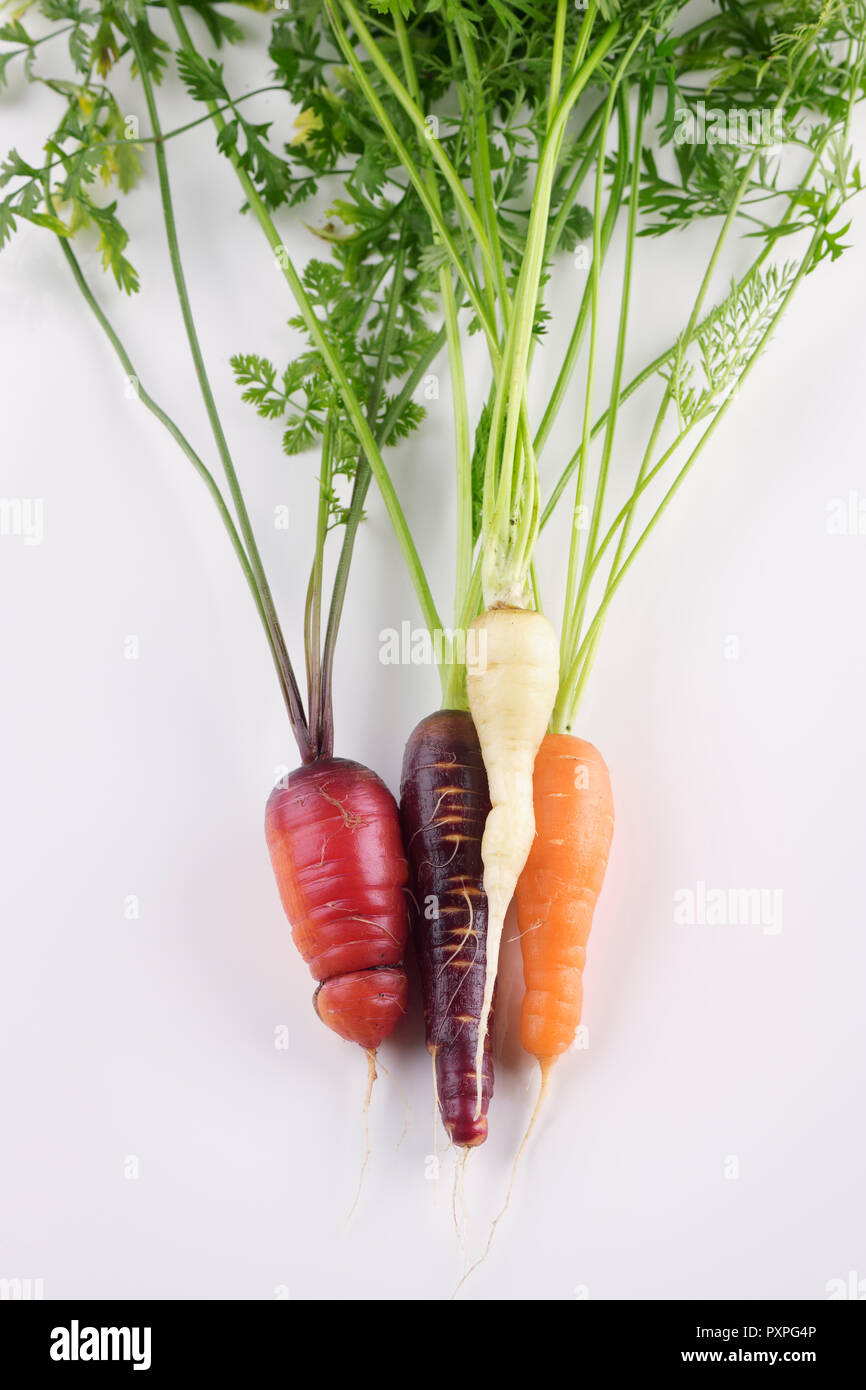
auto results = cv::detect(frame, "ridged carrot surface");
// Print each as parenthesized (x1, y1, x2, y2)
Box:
(466, 606, 560, 1107)
(400, 710, 494, 1147)
(265, 758, 409, 1051)
(516, 735, 614, 1062)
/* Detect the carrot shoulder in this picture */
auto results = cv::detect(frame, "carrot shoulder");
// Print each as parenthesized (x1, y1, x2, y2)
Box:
(516, 735, 614, 1063)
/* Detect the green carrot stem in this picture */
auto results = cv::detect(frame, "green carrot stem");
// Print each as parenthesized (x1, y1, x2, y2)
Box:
(165, 0, 442, 652)
(334, 0, 496, 288)
(445, 271, 473, 640)
(316, 240, 412, 752)
(559, 28, 645, 683)
(318, 318, 451, 747)
(558, 227, 822, 728)
(566, 0, 600, 81)
(325, 1, 497, 356)
(538, 139, 823, 532)
(575, 433, 689, 602)
(554, 39, 820, 727)
(305, 408, 334, 754)
(548, 0, 569, 130)
(482, 12, 621, 607)
(545, 101, 606, 258)
(498, 10, 618, 490)
(605, 141, 763, 611)
(452, 11, 511, 317)
(392, 14, 474, 640)
(563, 35, 866, 720)
(604, 49, 812, 610)
(535, 115, 625, 459)
(571, 83, 645, 638)
(122, 14, 313, 759)
(56, 236, 300, 730)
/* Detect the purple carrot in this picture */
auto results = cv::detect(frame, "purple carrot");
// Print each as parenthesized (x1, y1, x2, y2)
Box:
(400, 709, 494, 1146)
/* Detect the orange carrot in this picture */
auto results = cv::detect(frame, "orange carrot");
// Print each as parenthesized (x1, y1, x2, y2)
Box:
(516, 734, 614, 1072)
(453, 737, 614, 1297)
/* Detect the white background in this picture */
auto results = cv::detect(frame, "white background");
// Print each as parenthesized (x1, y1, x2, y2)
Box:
(1, 9, 864, 1301)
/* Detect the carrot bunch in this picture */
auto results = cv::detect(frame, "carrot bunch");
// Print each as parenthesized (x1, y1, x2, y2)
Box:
(6, 0, 864, 1248)
(317, 0, 865, 1175)
(1, 2, 449, 1092)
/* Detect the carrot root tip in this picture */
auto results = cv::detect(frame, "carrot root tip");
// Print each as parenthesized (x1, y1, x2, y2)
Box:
(451, 1057, 556, 1299)
(346, 1048, 378, 1225)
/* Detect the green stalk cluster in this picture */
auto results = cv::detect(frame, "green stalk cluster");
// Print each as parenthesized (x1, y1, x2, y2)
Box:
(2, 0, 864, 737)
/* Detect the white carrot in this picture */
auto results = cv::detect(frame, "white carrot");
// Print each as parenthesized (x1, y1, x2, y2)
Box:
(466, 603, 560, 1114)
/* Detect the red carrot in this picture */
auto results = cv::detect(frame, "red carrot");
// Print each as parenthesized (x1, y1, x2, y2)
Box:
(266, 757, 409, 1051)
(400, 710, 493, 1146)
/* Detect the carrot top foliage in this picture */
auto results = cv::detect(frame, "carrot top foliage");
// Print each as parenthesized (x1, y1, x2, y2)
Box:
(299, 0, 865, 716)
(0, 0, 447, 752)
(1, 1, 865, 725)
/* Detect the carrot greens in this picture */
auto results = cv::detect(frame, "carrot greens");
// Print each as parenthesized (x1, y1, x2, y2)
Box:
(4, 0, 863, 734)
(297, 0, 866, 726)
(0, 0, 448, 751)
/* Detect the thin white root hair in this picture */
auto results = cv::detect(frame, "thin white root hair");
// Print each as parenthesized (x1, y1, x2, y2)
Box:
(373, 1054, 411, 1150)
(451, 1147, 471, 1267)
(431, 1047, 441, 1164)
(451, 1058, 554, 1299)
(451, 1148, 460, 1238)
(346, 1047, 377, 1225)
